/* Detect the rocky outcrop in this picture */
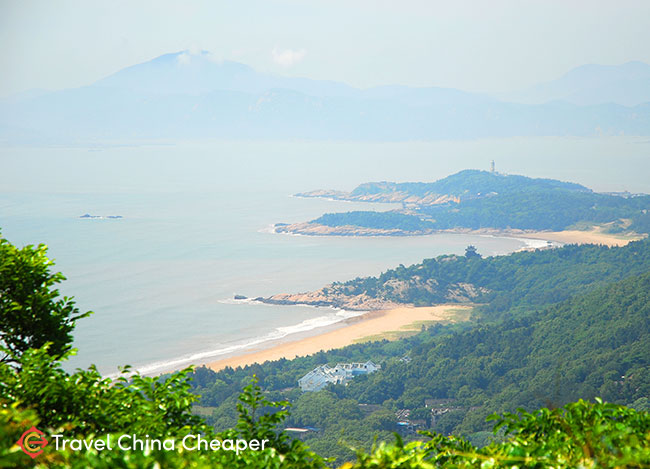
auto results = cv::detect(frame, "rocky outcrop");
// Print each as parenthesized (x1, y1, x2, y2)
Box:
(444, 283, 489, 302)
(255, 289, 403, 311)
(274, 222, 436, 237)
(252, 277, 488, 311)
(295, 190, 459, 207)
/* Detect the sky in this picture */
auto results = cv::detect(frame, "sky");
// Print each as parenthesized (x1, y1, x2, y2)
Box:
(1, 0, 650, 97)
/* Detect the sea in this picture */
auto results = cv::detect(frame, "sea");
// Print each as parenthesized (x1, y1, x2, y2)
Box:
(1, 137, 649, 375)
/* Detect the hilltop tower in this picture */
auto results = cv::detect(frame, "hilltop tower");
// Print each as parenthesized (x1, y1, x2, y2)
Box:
(490, 160, 495, 173)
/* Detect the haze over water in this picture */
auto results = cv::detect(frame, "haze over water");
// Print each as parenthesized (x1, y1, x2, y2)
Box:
(1, 136, 649, 374)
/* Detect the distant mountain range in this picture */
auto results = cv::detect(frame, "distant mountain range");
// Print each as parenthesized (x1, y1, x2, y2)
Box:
(1, 51, 649, 143)
(501, 61, 650, 106)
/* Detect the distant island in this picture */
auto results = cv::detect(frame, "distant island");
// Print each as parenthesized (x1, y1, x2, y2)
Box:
(79, 214, 123, 219)
(276, 170, 650, 237)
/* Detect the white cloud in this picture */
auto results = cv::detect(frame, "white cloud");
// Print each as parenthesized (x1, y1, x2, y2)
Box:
(205, 51, 224, 64)
(271, 47, 306, 67)
(187, 44, 202, 56)
(177, 46, 204, 65)
(177, 52, 192, 65)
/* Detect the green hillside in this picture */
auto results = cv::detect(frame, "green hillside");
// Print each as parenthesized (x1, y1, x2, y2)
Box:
(327, 239, 650, 318)
(338, 271, 649, 431)
(350, 170, 589, 199)
(314, 211, 435, 231)
(420, 190, 650, 231)
(298, 170, 650, 233)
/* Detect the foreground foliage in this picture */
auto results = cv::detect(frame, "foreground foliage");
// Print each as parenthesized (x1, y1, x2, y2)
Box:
(2, 389, 648, 468)
(348, 399, 650, 468)
(0, 238, 89, 365)
(1, 378, 325, 468)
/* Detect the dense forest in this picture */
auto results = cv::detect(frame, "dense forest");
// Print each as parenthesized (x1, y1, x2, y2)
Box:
(295, 170, 650, 233)
(420, 190, 650, 231)
(188, 240, 650, 461)
(2, 234, 649, 467)
(314, 211, 435, 232)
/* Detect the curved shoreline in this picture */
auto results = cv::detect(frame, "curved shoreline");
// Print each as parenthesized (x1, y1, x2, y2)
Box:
(206, 305, 473, 372)
(274, 223, 644, 247)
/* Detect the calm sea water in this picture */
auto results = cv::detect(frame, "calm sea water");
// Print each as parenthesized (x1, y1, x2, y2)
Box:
(1, 137, 648, 374)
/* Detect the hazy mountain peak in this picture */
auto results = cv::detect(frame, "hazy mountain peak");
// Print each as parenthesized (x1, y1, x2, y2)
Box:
(503, 61, 650, 106)
(94, 51, 259, 95)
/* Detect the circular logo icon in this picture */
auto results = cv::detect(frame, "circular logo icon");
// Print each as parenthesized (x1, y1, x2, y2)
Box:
(17, 426, 48, 459)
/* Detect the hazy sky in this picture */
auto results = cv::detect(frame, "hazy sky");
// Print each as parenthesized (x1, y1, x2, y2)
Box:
(2, 0, 650, 97)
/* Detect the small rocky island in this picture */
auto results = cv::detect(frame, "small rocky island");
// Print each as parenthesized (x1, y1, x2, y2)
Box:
(296, 186, 459, 206)
(79, 214, 123, 219)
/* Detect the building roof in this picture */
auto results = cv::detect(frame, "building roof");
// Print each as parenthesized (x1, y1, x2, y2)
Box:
(298, 361, 381, 391)
(285, 428, 311, 433)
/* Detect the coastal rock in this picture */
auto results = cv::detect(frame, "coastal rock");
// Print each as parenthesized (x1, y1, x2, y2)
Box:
(257, 288, 404, 311)
(294, 189, 351, 201)
(274, 222, 436, 237)
(295, 189, 459, 207)
(257, 276, 488, 311)
(444, 283, 490, 302)
(79, 214, 123, 219)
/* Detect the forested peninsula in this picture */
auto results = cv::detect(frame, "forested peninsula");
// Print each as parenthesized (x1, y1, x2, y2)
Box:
(254, 240, 650, 311)
(276, 170, 650, 236)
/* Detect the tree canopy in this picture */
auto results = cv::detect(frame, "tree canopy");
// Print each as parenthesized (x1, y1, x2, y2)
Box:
(0, 238, 90, 365)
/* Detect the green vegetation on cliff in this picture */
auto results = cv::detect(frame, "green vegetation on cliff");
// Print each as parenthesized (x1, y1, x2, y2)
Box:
(419, 190, 650, 231)
(327, 239, 650, 317)
(349, 169, 589, 199)
(314, 211, 434, 231)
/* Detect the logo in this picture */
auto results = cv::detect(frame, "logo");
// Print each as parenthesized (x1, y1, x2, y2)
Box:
(17, 426, 48, 459)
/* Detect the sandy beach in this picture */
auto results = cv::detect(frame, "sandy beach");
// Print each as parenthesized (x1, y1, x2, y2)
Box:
(446, 226, 645, 248)
(515, 228, 645, 247)
(207, 305, 472, 371)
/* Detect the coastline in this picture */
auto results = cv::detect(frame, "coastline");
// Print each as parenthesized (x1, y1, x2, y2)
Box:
(206, 305, 472, 372)
(177, 228, 642, 375)
(275, 223, 645, 248)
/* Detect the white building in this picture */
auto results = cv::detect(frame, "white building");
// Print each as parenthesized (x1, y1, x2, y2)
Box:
(298, 361, 380, 391)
